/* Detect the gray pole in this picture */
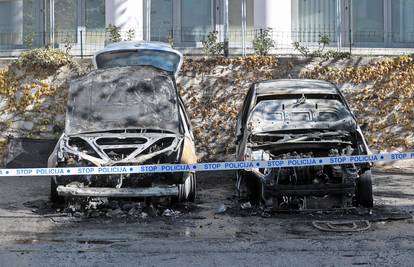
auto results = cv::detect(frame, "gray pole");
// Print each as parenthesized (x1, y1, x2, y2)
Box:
(336, 0, 341, 51)
(50, 0, 55, 47)
(146, 0, 151, 41)
(223, 0, 229, 57)
(241, 0, 247, 56)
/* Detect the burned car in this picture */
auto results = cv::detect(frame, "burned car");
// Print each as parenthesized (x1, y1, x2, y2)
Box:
(48, 42, 197, 203)
(235, 79, 373, 210)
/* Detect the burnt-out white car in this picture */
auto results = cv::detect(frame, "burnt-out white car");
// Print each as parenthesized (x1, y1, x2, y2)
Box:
(48, 42, 197, 203)
(236, 79, 373, 210)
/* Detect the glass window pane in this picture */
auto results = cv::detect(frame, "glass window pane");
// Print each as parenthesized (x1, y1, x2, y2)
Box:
(352, 0, 384, 43)
(392, 0, 414, 43)
(181, 0, 212, 42)
(0, 0, 23, 47)
(23, 0, 41, 48)
(150, 0, 173, 42)
(229, 0, 254, 43)
(85, 0, 105, 46)
(54, 0, 77, 42)
(292, 0, 337, 43)
(86, 0, 105, 31)
(23, 0, 35, 34)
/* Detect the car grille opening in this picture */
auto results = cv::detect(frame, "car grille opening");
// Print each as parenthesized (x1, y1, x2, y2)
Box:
(96, 137, 147, 146)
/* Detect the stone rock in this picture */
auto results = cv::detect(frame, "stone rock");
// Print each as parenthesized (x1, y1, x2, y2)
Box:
(0, 99, 7, 110)
(53, 65, 76, 88)
(14, 91, 24, 102)
(55, 114, 65, 122)
(215, 204, 227, 214)
(22, 121, 34, 131)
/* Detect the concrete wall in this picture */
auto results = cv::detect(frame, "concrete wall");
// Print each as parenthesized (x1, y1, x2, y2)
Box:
(0, 55, 412, 164)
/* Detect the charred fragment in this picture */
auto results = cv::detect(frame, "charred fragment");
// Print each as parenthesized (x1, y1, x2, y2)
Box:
(236, 79, 373, 210)
(48, 42, 197, 203)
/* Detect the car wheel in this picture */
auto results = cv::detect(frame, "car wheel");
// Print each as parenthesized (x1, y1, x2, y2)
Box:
(177, 173, 196, 203)
(187, 173, 196, 203)
(356, 170, 373, 208)
(50, 177, 65, 204)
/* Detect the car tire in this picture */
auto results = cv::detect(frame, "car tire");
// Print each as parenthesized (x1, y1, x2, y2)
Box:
(176, 173, 196, 203)
(187, 173, 196, 203)
(50, 177, 65, 204)
(356, 170, 373, 208)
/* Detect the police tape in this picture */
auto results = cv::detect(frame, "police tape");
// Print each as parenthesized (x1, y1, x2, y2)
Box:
(1, 151, 413, 177)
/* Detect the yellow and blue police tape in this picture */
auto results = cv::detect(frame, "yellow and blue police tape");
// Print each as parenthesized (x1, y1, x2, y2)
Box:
(1, 151, 413, 177)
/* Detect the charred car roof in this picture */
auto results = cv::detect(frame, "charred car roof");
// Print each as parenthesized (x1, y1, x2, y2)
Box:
(254, 79, 339, 96)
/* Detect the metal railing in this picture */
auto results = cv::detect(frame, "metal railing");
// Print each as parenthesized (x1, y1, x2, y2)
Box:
(0, 28, 414, 57)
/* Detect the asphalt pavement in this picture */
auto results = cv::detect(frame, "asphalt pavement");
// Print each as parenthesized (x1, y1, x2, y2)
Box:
(0, 171, 413, 266)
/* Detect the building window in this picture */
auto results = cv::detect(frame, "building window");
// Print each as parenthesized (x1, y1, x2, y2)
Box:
(85, 0, 105, 31)
(292, 0, 337, 43)
(23, 0, 40, 45)
(181, 0, 212, 42)
(52, 0, 105, 46)
(54, 0, 77, 42)
(228, 0, 254, 44)
(391, 0, 414, 44)
(150, 0, 213, 43)
(0, 0, 23, 47)
(352, 0, 384, 43)
(150, 0, 173, 42)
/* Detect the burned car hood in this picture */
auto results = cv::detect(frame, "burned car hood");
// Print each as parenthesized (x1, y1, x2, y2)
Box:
(248, 98, 357, 134)
(65, 66, 180, 135)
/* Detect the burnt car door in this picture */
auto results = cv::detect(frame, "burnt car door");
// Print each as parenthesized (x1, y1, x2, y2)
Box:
(177, 95, 197, 165)
(236, 85, 255, 160)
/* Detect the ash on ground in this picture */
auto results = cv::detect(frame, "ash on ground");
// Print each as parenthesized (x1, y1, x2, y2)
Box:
(25, 197, 200, 222)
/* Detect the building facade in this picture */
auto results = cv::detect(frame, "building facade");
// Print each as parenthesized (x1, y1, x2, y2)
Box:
(0, 0, 413, 55)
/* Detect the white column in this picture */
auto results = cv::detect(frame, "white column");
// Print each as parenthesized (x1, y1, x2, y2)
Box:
(105, 0, 144, 40)
(254, 0, 292, 47)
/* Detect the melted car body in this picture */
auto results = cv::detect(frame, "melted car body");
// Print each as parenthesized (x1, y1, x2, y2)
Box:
(236, 79, 373, 210)
(48, 42, 197, 202)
